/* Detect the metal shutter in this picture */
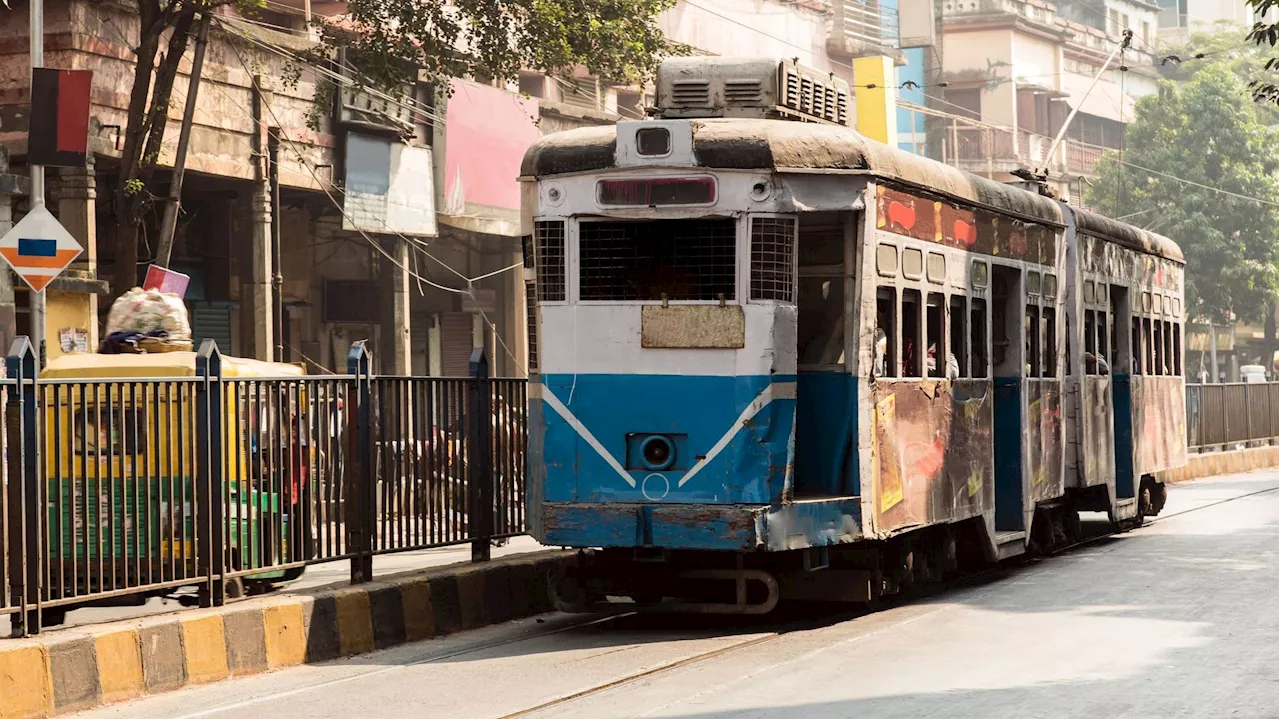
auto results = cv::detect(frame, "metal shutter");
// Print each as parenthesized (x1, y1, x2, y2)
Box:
(440, 312, 474, 377)
(190, 303, 234, 355)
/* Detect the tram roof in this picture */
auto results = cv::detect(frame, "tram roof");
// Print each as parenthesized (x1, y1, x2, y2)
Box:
(520, 118, 1183, 264)
(1069, 206, 1184, 264)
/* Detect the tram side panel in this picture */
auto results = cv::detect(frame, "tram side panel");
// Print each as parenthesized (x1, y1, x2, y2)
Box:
(1129, 256, 1188, 481)
(1024, 224, 1068, 508)
(861, 185, 1004, 537)
(1069, 233, 1120, 490)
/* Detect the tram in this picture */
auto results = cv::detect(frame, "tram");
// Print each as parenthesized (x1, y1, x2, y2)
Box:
(521, 56, 1187, 613)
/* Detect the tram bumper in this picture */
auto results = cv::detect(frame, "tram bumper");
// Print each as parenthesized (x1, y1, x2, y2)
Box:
(538, 498, 864, 552)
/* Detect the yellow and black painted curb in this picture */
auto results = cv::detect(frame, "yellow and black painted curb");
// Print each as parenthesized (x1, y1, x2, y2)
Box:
(0, 551, 572, 718)
(1158, 445, 1278, 484)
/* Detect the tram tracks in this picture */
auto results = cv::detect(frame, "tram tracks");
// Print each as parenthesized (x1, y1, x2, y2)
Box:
(164, 481, 1276, 719)
(494, 483, 1279, 719)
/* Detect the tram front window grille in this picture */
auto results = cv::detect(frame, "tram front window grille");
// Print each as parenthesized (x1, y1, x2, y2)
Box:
(535, 221, 566, 301)
(750, 217, 796, 301)
(578, 219, 736, 301)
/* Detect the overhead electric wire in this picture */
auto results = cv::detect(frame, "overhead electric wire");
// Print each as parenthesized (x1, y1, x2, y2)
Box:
(221, 30, 531, 374)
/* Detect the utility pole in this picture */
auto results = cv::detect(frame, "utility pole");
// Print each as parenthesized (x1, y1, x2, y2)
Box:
(1044, 29, 1132, 176)
(29, 0, 45, 364)
(155, 12, 212, 269)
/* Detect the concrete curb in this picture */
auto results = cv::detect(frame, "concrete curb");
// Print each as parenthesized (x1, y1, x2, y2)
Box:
(0, 550, 572, 718)
(1158, 445, 1279, 484)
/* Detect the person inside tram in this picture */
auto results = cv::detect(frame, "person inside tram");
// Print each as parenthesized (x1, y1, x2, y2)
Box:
(1084, 351, 1110, 375)
(926, 343, 960, 380)
(874, 328, 888, 378)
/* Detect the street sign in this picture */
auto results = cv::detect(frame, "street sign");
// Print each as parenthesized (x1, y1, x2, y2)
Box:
(0, 205, 84, 292)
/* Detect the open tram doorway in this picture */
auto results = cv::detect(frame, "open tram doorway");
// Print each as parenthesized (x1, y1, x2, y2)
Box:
(1110, 284, 1137, 500)
(794, 212, 857, 499)
(990, 264, 1025, 532)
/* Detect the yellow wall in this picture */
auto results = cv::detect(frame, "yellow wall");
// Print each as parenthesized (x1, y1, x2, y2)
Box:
(45, 290, 95, 361)
(853, 56, 898, 146)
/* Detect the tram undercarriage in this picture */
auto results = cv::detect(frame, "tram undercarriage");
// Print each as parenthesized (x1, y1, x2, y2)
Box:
(549, 479, 1169, 616)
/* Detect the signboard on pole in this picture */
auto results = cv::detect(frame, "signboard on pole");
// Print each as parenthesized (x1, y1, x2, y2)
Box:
(29, 68, 93, 168)
(0, 206, 84, 292)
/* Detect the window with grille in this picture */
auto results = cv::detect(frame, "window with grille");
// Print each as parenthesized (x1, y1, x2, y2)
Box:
(578, 220, 735, 301)
(521, 234, 535, 269)
(525, 281, 538, 371)
(535, 221, 566, 301)
(750, 217, 796, 301)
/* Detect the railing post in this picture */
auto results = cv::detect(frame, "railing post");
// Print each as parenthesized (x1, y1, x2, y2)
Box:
(468, 349, 492, 563)
(6, 337, 39, 636)
(1244, 384, 1255, 446)
(196, 340, 226, 608)
(1220, 383, 1229, 451)
(346, 342, 373, 584)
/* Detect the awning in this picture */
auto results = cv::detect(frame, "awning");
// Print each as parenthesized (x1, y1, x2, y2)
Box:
(1057, 72, 1135, 123)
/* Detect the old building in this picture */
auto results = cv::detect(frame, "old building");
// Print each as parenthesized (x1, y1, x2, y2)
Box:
(0, 0, 538, 376)
(918, 0, 1163, 200)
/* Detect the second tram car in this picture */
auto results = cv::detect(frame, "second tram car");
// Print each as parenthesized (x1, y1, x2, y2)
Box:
(521, 57, 1187, 613)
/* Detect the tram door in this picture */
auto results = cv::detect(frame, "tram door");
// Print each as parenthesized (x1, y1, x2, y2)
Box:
(1110, 285, 1137, 500)
(990, 264, 1025, 532)
(794, 212, 856, 498)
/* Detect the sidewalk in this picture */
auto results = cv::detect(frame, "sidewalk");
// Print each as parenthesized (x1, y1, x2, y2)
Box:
(0, 542, 572, 719)
(54, 536, 547, 632)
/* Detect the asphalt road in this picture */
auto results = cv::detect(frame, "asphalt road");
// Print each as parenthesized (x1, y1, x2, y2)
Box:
(71, 469, 1279, 719)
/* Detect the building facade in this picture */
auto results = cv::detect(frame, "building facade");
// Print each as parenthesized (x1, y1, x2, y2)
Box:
(913, 0, 1164, 200)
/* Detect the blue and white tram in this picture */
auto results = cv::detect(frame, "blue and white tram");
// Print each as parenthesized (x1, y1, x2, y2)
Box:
(520, 57, 1187, 613)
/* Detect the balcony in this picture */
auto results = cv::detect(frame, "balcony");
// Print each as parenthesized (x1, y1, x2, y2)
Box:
(827, 0, 906, 62)
(940, 126, 1113, 177)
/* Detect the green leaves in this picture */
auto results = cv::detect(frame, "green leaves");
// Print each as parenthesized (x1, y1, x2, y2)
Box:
(1085, 64, 1279, 326)
(320, 0, 678, 93)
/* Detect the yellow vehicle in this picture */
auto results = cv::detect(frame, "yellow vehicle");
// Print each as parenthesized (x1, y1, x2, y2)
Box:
(38, 351, 313, 620)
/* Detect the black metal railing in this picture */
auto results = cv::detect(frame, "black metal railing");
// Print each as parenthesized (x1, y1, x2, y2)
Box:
(1186, 381, 1280, 452)
(2, 338, 526, 636)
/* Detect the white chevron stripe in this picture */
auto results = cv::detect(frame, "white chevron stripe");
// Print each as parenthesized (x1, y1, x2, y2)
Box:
(678, 381, 796, 488)
(535, 383, 636, 488)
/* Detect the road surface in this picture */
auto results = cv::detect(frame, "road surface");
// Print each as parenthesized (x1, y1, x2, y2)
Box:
(72, 470, 1279, 719)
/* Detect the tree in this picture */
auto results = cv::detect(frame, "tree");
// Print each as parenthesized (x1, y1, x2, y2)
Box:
(1157, 20, 1279, 119)
(109, 0, 249, 299)
(106, 0, 678, 298)
(321, 0, 682, 92)
(1085, 64, 1279, 328)
(1239, 0, 1280, 101)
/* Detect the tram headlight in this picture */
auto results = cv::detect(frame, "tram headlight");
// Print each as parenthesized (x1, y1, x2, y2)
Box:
(639, 435, 676, 471)
(635, 127, 672, 156)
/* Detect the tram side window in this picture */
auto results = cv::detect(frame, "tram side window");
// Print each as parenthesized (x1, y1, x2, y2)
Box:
(1043, 308, 1057, 376)
(1163, 321, 1174, 375)
(927, 293, 946, 378)
(1084, 309, 1097, 374)
(902, 289, 923, 377)
(1154, 320, 1164, 375)
(1152, 318, 1162, 376)
(950, 295, 967, 378)
(1110, 306, 1121, 372)
(875, 287, 897, 378)
(1095, 310, 1109, 376)
(1132, 317, 1142, 375)
(971, 298, 988, 378)
(1173, 323, 1183, 376)
(1025, 304, 1040, 377)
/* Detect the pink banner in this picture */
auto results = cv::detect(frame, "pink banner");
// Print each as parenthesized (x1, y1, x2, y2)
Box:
(443, 80, 540, 215)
